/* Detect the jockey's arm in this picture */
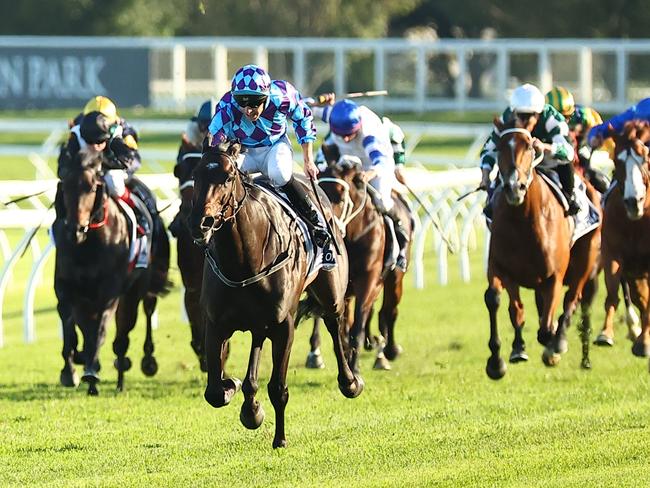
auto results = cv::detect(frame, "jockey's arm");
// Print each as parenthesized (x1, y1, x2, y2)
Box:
(302, 141, 318, 180)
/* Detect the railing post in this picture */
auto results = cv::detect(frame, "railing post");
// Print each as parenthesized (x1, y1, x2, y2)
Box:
(254, 46, 269, 71)
(415, 45, 427, 114)
(456, 47, 467, 112)
(616, 47, 628, 109)
(538, 47, 552, 93)
(172, 44, 187, 112)
(293, 46, 306, 92)
(374, 45, 385, 113)
(334, 47, 345, 96)
(579, 47, 593, 105)
(212, 44, 229, 99)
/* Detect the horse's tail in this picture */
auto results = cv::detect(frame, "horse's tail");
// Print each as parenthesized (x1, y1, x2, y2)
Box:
(149, 214, 172, 297)
(295, 294, 325, 327)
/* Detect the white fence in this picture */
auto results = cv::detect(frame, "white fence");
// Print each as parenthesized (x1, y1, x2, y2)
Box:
(0, 166, 486, 347)
(2, 36, 650, 112)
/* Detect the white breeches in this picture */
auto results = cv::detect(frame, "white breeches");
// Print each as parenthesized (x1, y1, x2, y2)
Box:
(104, 169, 128, 198)
(370, 169, 395, 211)
(238, 136, 294, 187)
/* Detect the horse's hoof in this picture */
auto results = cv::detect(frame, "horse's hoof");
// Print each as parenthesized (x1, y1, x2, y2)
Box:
(509, 350, 529, 363)
(141, 356, 158, 377)
(628, 326, 642, 342)
(87, 384, 99, 396)
(339, 375, 364, 399)
(542, 348, 561, 367)
(383, 344, 403, 361)
(205, 378, 241, 407)
(60, 369, 79, 388)
(72, 350, 85, 365)
(537, 329, 552, 347)
(485, 356, 507, 380)
(581, 358, 592, 370)
(631, 340, 650, 358)
(240, 402, 265, 430)
(373, 355, 391, 370)
(593, 334, 614, 347)
(305, 351, 325, 369)
(273, 438, 287, 449)
(114, 356, 132, 372)
(364, 336, 378, 351)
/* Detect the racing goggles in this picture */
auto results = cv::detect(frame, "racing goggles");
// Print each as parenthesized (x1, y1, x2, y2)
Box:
(233, 94, 268, 108)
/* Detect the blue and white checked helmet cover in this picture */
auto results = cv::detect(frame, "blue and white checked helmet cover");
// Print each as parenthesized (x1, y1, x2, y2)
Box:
(231, 64, 272, 96)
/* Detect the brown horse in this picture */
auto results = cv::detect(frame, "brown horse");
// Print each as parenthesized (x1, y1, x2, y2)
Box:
(597, 120, 650, 364)
(485, 119, 600, 379)
(171, 138, 207, 371)
(53, 150, 170, 395)
(189, 140, 363, 448)
(311, 157, 411, 372)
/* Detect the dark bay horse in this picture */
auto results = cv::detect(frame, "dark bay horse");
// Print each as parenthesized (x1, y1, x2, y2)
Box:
(598, 120, 650, 365)
(172, 138, 207, 371)
(313, 157, 411, 373)
(54, 150, 170, 395)
(190, 140, 363, 448)
(485, 120, 600, 379)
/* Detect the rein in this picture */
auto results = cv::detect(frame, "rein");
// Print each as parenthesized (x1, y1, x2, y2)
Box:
(204, 247, 292, 288)
(318, 177, 368, 236)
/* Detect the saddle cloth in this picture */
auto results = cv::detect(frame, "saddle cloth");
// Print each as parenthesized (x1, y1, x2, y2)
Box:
(253, 179, 329, 280)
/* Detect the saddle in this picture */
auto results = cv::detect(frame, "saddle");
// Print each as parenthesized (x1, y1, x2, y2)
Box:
(118, 177, 159, 269)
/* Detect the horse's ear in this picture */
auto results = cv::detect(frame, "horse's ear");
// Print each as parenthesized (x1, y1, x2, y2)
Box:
(607, 123, 616, 137)
(493, 116, 504, 133)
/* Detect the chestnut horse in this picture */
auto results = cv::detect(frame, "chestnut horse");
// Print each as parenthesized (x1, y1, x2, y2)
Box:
(189, 140, 363, 448)
(485, 119, 600, 379)
(171, 139, 207, 370)
(53, 151, 170, 395)
(597, 120, 650, 366)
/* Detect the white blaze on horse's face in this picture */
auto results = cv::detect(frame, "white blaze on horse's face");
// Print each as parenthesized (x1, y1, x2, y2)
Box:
(620, 149, 646, 220)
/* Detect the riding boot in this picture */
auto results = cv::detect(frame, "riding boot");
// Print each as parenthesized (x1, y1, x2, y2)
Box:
(120, 187, 152, 236)
(281, 177, 331, 248)
(556, 163, 580, 216)
(385, 207, 409, 272)
(585, 167, 611, 194)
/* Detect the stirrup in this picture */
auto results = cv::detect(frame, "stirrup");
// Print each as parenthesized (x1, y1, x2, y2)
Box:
(396, 255, 407, 273)
(565, 198, 580, 216)
(312, 227, 331, 248)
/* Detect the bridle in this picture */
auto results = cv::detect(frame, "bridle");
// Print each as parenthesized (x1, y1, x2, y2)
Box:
(65, 166, 109, 236)
(318, 176, 368, 237)
(497, 127, 544, 191)
(196, 153, 250, 236)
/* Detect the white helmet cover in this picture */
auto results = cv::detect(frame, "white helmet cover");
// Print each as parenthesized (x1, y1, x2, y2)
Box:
(510, 83, 545, 113)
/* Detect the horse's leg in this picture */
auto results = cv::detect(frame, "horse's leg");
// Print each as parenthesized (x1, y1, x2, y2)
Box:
(578, 275, 597, 369)
(323, 311, 364, 399)
(240, 331, 266, 430)
(80, 303, 115, 396)
(631, 280, 650, 358)
(595, 258, 622, 346)
(621, 278, 641, 340)
(378, 269, 404, 363)
(268, 318, 294, 448)
(305, 317, 325, 369)
(538, 275, 564, 367)
(364, 305, 375, 351)
(141, 294, 159, 377)
(180, 239, 206, 371)
(57, 299, 79, 387)
(204, 318, 239, 408)
(347, 293, 366, 374)
(505, 285, 528, 363)
(113, 291, 139, 392)
(485, 274, 506, 379)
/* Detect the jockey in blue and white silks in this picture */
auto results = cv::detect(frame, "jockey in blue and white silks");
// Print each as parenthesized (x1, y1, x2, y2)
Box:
(588, 97, 650, 148)
(312, 98, 409, 271)
(207, 64, 331, 250)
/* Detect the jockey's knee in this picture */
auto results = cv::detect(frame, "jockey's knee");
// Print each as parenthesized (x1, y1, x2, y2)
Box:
(104, 170, 127, 197)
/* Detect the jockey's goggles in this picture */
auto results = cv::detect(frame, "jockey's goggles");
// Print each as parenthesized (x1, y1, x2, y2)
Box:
(233, 94, 268, 108)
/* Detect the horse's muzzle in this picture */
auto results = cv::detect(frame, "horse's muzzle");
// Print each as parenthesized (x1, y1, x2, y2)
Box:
(64, 219, 88, 244)
(189, 212, 214, 244)
(504, 182, 526, 206)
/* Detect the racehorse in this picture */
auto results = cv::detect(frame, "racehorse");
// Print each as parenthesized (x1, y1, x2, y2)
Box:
(171, 138, 207, 371)
(484, 118, 600, 379)
(189, 139, 363, 448)
(54, 149, 170, 395)
(597, 120, 650, 365)
(311, 154, 411, 373)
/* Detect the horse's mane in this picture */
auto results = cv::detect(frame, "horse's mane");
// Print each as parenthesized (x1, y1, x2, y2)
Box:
(201, 138, 253, 184)
(76, 147, 105, 170)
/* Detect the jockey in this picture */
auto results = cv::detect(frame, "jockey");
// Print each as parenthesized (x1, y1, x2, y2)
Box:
(545, 86, 611, 193)
(588, 97, 650, 148)
(310, 96, 409, 271)
(57, 108, 152, 251)
(480, 83, 578, 215)
(207, 64, 331, 250)
(382, 116, 408, 185)
(184, 98, 216, 148)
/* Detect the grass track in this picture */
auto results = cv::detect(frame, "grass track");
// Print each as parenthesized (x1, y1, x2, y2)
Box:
(1, 229, 650, 486)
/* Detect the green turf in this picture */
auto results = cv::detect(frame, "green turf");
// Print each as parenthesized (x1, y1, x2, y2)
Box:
(0, 227, 649, 487)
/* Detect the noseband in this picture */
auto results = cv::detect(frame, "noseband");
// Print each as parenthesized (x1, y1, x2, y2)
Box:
(497, 127, 544, 190)
(318, 176, 368, 235)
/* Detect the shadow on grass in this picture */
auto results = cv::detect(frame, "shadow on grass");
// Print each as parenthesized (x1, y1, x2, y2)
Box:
(0, 377, 204, 402)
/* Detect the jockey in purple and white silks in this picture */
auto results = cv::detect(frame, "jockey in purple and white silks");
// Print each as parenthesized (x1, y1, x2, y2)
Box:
(208, 64, 331, 249)
(312, 98, 409, 271)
